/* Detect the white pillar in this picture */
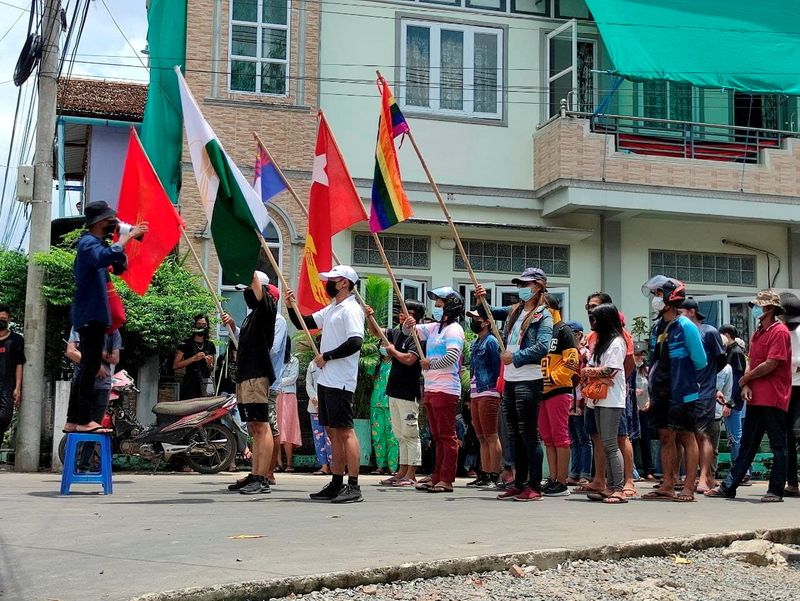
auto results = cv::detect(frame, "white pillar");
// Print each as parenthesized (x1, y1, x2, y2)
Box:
(51, 380, 71, 472)
(136, 356, 160, 427)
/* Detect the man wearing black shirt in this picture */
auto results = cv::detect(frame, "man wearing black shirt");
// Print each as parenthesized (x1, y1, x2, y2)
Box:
(719, 324, 749, 476)
(222, 271, 277, 495)
(0, 304, 25, 447)
(366, 300, 426, 486)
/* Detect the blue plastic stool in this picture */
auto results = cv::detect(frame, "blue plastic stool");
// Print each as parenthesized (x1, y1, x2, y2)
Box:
(60, 432, 113, 495)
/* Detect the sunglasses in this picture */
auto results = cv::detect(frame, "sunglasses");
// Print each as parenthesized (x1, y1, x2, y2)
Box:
(585, 303, 601, 311)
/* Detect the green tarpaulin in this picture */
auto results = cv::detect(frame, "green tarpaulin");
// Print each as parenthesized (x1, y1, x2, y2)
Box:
(585, 0, 800, 95)
(140, 0, 187, 204)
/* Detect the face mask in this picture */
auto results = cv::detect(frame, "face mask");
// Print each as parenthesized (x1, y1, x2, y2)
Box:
(635, 360, 644, 368)
(379, 347, 388, 357)
(469, 320, 484, 334)
(518, 286, 534, 302)
(432, 307, 444, 321)
(325, 280, 340, 298)
(0, 319, 7, 331)
(193, 327, 209, 337)
(751, 305, 764, 320)
(651, 297, 666, 313)
(243, 288, 258, 309)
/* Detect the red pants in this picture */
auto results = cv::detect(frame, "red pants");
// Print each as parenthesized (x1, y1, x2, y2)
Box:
(424, 391, 459, 483)
(538, 393, 572, 448)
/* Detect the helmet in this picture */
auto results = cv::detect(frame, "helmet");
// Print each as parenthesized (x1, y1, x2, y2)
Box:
(641, 275, 685, 307)
(427, 286, 464, 320)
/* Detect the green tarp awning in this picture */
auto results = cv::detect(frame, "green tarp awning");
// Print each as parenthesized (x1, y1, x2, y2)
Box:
(585, 0, 800, 95)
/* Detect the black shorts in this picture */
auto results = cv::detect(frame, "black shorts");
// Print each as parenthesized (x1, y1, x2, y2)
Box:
(668, 401, 697, 432)
(238, 402, 269, 423)
(651, 394, 670, 431)
(318, 384, 354, 428)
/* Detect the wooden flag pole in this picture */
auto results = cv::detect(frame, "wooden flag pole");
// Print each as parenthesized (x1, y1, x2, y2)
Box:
(253, 228, 320, 356)
(404, 130, 507, 352)
(252, 132, 397, 350)
(180, 228, 239, 347)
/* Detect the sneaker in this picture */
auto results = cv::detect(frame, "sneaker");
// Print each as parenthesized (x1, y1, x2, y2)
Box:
(310, 481, 342, 501)
(514, 487, 543, 502)
(239, 478, 270, 495)
(481, 480, 498, 490)
(331, 484, 363, 504)
(740, 475, 753, 486)
(228, 473, 255, 491)
(496, 486, 523, 500)
(541, 478, 557, 491)
(466, 475, 488, 487)
(543, 481, 570, 497)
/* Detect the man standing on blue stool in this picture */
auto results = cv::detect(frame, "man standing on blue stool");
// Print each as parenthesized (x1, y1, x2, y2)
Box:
(64, 201, 147, 434)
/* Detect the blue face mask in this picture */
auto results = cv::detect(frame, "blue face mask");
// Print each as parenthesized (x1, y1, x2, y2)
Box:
(751, 305, 764, 320)
(379, 347, 388, 357)
(432, 307, 444, 321)
(518, 286, 534, 302)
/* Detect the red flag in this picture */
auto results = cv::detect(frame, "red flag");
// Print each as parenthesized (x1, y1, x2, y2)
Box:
(297, 113, 367, 314)
(116, 129, 185, 295)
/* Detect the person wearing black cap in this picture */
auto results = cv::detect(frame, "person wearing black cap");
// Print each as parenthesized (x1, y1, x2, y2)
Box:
(64, 201, 147, 433)
(679, 299, 726, 493)
(779, 292, 800, 497)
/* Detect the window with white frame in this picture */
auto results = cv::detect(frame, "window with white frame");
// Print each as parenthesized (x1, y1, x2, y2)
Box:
(400, 0, 592, 19)
(401, 20, 503, 119)
(640, 81, 697, 124)
(229, 0, 290, 96)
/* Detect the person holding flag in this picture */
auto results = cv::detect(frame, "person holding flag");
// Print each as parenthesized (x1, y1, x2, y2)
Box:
(285, 265, 366, 504)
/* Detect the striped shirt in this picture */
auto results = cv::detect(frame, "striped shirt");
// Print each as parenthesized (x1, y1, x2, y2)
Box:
(415, 322, 465, 396)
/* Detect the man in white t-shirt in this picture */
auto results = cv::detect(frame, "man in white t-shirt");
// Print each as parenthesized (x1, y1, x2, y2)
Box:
(286, 265, 365, 504)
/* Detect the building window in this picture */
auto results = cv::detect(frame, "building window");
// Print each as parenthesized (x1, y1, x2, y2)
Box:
(352, 233, 430, 269)
(229, 0, 290, 96)
(455, 240, 569, 276)
(641, 81, 695, 124)
(649, 250, 757, 286)
(401, 20, 503, 119)
(404, 0, 591, 19)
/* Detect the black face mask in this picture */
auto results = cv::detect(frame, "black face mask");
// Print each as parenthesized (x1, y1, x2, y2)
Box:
(243, 288, 259, 309)
(193, 327, 209, 337)
(325, 280, 340, 298)
(0, 319, 8, 331)
(469, 320, 485, 335)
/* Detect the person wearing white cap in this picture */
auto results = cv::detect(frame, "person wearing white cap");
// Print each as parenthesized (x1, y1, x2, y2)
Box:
(286, 265, 366, 504)
(221, 270, 279, 495)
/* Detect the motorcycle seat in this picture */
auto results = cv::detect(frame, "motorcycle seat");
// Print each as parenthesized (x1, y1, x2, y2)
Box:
(152, 396, 228, 416)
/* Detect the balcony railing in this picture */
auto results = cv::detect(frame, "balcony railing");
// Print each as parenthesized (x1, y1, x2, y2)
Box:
(561, 111, 797, 164)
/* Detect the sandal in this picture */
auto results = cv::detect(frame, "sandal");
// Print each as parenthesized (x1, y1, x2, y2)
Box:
(673, 493, 695, 503)
(379, 477, 399, 486)
(603, 493, 628, 504)
(642, 490, 675, 501)
(783, 487, 800, 497)
(427, 485, 454, 493)
(761, 493, 784, 503)
(623, 487, 639, 498)
(415, 482, 433, 491)
(587, 490, 611, 502)
(284, 467, 294, 473)
(574, 484, 603, 494)
(393, 478, 416, 487)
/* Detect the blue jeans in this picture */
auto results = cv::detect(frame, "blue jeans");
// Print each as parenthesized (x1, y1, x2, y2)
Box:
(502, 380, 544, 490)
(724, 407, 744, 464)
(568, 414, 592, 479)
(723, 405, 787, 497)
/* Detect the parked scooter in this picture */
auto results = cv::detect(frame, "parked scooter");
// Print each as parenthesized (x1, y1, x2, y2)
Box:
(58, 370, 238, 473)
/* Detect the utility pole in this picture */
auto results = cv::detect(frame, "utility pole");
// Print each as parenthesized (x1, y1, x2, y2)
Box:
(16, 0, 61, 472)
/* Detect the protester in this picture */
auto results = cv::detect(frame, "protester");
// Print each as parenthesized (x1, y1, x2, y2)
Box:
(403, 287, 465, 494)
(781, 292, 800, 497)
(719, 323, 749, 481)
(366, 300, 426, 487)
(539, 294, 579, 496)
(631, 343, 655, 480)
(0, 304, 25, 447)
(679, 299, 726, 493)
(276, 345, 301, 473)
(65, 200, 147, 433)
(265, 285, 288, 482)
(287, 265, 366, 504)
(582, 304, 629, 505)
(306, 360, 332, 476)
(368, 347, 398, 476)
(465, 309, 502, 489)
(713, 360, 734, 477)
(566, 320, 592, 486)
(641, 276, 706, 503)
(476, 267, 552, 502)
(707, 290, 791, 502)
(222, 271, 278, 495)
(66, 327, 122, 471)
(173, 314, 216, 400)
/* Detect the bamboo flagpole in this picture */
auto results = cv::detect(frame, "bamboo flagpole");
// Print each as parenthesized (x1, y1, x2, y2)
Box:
(252, 132, 408, 352)
(180, 228, 239, 347)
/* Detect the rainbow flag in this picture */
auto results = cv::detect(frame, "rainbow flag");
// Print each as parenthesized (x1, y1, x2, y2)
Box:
(253, 144, 287, 203)
(369, 78, 413, 233)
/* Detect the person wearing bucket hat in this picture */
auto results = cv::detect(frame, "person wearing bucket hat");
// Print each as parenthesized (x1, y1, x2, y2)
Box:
(64, 202, 148, 434)
(707, 289, 791, 502)
(778, 292, 800, 497)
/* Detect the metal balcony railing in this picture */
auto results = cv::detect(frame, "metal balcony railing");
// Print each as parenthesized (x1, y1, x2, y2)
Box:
(562, 111, 798, 164)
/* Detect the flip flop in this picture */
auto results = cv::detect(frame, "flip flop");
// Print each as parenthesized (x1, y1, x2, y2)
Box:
(393, 478, 416, 487)
(379, 477, 399, 486)
(587, 491, 611, 502)
(427, 485, 454, 493)
(415, 482, 433, 491)
(573, 484, 603, 494)
(673, 493, 695, 502)
(623, 488, 639, 498)
(603, 494, 628, 505)
(761, 493, 784, 503)
(642, 490, 675, 501)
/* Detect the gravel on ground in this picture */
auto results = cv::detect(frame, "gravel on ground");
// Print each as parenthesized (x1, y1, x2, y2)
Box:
(273, 547, 800, 601)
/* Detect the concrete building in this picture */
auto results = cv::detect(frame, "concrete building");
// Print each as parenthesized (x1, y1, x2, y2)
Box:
(183, 0, 800, 339)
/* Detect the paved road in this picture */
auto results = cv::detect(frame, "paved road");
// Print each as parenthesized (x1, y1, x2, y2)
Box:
(1, 471, 798, 601)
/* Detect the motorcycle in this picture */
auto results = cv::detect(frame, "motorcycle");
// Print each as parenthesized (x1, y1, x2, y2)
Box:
(58, 370, 238, 474)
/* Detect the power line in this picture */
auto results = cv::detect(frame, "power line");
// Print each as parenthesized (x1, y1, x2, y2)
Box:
(99, 0, 147, 70)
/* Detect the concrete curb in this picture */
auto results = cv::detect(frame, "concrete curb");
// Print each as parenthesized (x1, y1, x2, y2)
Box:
(130, 527, 800, 601)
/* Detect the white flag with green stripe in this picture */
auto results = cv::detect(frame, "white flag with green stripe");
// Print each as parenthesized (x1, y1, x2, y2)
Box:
(175, 67, 269, 284)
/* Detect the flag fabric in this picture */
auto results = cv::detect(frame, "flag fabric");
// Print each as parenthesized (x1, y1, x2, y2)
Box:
(175, 68, 270, 285)
(370, 77, 413, 233)
(254, 144, 287, 202)
(297, 113, 367, 314)
(116, 129, 185, 295)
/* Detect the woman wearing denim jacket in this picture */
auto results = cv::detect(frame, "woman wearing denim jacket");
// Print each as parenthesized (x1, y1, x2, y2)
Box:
(476, 267, 554, 502)
(465, 310, 502, 489)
